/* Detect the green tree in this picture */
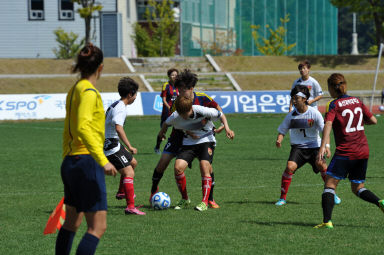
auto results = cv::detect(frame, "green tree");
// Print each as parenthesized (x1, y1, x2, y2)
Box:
(331, 0, 384, 51)
(72, 0, 103, 44)
(251, 14, 296, 56)
(52, 28, 85, 59)
(133, 0, 179, 57)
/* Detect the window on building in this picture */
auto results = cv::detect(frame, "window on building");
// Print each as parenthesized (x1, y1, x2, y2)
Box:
(59, 0, 74, 20)
(28, 0, 44, 21)
(127, 0, 130, 21)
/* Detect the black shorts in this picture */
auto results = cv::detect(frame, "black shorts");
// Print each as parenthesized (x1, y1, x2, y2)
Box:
(288, 146, 320, 173)
(163, 128, 184, 155)
(177, 142, 215, 165)
(327, 155, 368, 183)
(106, 144, 133, 170)
(61, 155, 107, 212)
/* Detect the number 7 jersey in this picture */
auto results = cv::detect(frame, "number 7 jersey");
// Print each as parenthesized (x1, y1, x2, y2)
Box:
(325, 95, 373, 159)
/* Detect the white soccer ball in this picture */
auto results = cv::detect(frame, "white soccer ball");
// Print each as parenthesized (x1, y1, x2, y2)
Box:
(151, 192, 171, 210)
(379, 105, 384, 112)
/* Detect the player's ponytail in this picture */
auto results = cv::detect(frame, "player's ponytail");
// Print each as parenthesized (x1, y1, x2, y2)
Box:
(72, 43, 103, 78)
(327, 73, 347, 96)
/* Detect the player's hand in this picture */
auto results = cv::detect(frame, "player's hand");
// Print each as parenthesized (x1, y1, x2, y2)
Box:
(186, 131, 199, 139)
(158, 133, 166, 141)
(128, 146, 137, 155)
(103, 162, 117, 176)
(276, 140, 282, 148)
(226, 129, 235, 140)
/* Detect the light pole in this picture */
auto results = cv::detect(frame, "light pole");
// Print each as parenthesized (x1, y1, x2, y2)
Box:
(351, 12, 359, 55)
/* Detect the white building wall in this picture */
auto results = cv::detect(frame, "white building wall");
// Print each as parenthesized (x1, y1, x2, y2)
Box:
(117, 0, 138, 57)
(0, 1, 103, 58)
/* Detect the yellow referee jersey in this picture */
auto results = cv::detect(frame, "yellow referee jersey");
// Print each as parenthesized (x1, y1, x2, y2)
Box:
(62, 79, 109, 167)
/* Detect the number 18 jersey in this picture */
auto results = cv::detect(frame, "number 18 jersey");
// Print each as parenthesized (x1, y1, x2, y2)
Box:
(325, 95, 373, 159)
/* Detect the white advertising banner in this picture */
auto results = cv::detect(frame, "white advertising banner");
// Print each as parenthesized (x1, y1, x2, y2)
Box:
(0, 93, 144, 120)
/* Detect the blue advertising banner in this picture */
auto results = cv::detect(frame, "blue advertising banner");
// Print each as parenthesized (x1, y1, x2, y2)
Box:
(141, 91, 291, 115)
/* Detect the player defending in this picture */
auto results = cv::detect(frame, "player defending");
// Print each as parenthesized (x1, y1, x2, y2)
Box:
(289, 60, 323, 112)
(158, 96, 234, 211)
(314, 73, 384, 229)
(150, 69, 223, 209)
(154, 68, 179, 154)
(104, 77, 145, 215)
(275, 85, 341, 206)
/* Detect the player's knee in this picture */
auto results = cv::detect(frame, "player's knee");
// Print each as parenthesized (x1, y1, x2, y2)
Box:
(285, 165, 296, 174)
(131, 158, 137, 168)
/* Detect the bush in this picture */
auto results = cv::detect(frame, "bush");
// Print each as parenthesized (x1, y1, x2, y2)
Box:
(52, 28, 85, 59)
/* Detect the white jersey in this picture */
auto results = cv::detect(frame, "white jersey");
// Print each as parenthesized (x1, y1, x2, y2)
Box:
(277, 106, 324, 148)
(104, 100, 127, 156)
(165, 105, 222, 146)
(291, 76, 323, 108)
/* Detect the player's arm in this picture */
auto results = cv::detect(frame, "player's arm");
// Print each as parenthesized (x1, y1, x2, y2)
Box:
(289, 98, 293, 112)
(115, 124, 137, 154)
(365, 115, 377, 125)
(276, 133, 284, 148)
(308, 95, 323, 105)
(77, 90, 117, 176)
(162, 96, 171, 110)
(219, 112, 235, 140)
(317, 121, 332, 161)
(158, 122, 170, 140)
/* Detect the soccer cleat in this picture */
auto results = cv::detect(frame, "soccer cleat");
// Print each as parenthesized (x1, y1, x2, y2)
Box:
(334, 194, 341, 205)
(208, 200, 220, 209)
(125, 207, 146, 215)
(115, 192, 125, 200)
(174, 199, 191, 210)
(149, 187, 159, 205)
(314, 221, 334, 229)
(378, 200, 384, 213)
(194, 202, 208, 212)
(275, 199, 286, 206)
(154, 147, 161, 155)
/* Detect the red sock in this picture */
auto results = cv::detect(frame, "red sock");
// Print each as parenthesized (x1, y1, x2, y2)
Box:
(118, 175, 124, 194)
(123, 177, 135, 208)
(280, 171, 293, 200)
(202, 176, 212, 205)
(320, 169, 327, 182)
(175, 173, 188, 200)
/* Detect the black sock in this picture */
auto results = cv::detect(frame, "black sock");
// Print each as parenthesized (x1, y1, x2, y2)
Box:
(208, 172, 215, 201)
(322, 188, 335, 223)
(357, 188, 380, 206)
(56, 228, 75, 255)
(76, 233, 99, 255)
(151, 169, 163, 194)
(155, 136, 162, 149)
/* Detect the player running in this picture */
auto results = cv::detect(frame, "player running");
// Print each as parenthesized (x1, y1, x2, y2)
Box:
(150, 69, 224, 209)
(158, 96, 234, 211)
(275, 85, 341, 206)
(104, 77, 145, 215)
(154, 68, 179, 154)
(314, 73, 384, 229)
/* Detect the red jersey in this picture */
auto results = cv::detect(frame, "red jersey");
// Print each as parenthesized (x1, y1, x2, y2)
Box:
(161, 82, 178, 108)
(325, 95, 373, 159)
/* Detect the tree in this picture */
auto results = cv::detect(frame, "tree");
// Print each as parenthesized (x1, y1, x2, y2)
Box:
(251, 14, 296, 56)
(331, 0, 384, 51)
(72, 0, 103, 44)
(52, 28, 85, 59)
(133, 0, 179, 57)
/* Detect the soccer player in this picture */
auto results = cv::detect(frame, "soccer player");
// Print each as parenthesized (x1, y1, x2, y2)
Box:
(104, 77, 145, 215)
(158, 96, 234, 211)
(154, 68, 179, 154)
(314, 73, 384, 229)
(289, 60, 323, 112)
(150, 69, 224, 209)
(275, 85, 341, 206)
(56, 44, 118, 255)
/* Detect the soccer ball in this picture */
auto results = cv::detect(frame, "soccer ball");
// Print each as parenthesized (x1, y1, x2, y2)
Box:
(151, 192, 171, 210)
(379, 105, 384, 112)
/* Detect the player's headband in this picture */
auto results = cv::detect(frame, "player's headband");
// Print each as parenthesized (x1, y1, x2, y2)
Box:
(296, 92, 307, 98)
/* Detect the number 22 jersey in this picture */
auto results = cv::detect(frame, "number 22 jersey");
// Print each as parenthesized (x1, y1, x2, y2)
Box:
(325, 95, 373, 159)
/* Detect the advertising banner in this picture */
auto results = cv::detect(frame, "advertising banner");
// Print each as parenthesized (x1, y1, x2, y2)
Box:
(0, 91, 290, 120)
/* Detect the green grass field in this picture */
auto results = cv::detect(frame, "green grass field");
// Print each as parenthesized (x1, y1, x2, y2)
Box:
(1, 114, 384, 254)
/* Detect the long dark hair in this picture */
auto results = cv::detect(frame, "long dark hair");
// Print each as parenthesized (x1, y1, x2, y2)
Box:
(72, 43, 103, 78)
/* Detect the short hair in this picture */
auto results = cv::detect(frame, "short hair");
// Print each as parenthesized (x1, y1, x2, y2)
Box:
(175, 96, 193, 114)
(327, 73, 347, 96)
(291, 85, 310, 105)
(72, 43, 103, 78)
(167, 68, 179, 77)
(298, 60, 311, 70)
(118, 77, 139, 98)
(174, 69, 198, 89)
